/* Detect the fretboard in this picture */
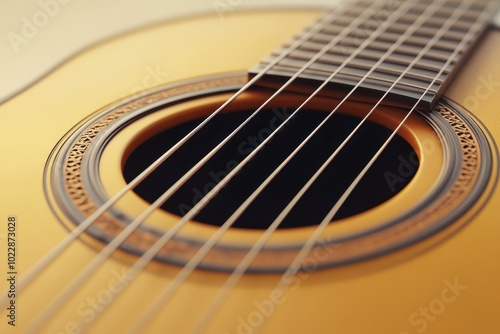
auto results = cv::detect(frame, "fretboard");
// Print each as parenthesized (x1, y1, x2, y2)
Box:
(250, 0, 499, 110)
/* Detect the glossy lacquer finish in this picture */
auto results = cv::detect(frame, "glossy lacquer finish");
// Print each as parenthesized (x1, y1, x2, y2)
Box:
(0, 9, 499, 334)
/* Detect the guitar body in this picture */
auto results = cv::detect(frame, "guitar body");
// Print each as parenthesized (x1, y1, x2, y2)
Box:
(1, 8, 499, 334)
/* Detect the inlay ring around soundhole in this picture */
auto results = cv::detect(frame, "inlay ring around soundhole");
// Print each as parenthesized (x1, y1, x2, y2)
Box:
(45, 72, 497, 272)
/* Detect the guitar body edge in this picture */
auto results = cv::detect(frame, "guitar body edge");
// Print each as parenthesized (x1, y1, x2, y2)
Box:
(0, 9, 499, 334)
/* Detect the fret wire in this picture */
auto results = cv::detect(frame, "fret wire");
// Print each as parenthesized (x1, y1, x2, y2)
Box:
(297, 39, 456, 63)
(440, 39, 469, 50)
(393, 52, 456, 68)
(310, 35, 454, 60)
(9, 0, 494, 332)
(269, 64, 444, 92)
(294, 58, 444, 80)
(268, 52, 454, 77)
(131, 0, 446, 331)
(452, 20, 477, 31)
(277, 0, 476, 89)
(397, 12, 425, 24)
(251, 2, 497, 334)
(264, 49, 456, 96)
(20, 1, 496, 332)
(275, 61, 441, 93)
(462, 11, 486, 21)
(384, 54, 455, 71)
(195, 2, 491, 332)
(311, 28, 463, 44)
(304, 47, 448, 67)
(267, 60, 450, 87)
(432, 6, 456, 16)
(273, 58, 445, 87)
(15, 0, 359, 326)
(302, 36, 458, 63)
(431, 30, 469, 42)
(26, 0, 399, 332)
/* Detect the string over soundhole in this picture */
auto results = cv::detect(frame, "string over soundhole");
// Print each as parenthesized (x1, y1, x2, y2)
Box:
(46, 74, 494, 272)
(123, 108, 417, 229)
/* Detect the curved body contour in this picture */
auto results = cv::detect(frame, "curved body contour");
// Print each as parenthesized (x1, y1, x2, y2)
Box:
(0, 9, 499, 334)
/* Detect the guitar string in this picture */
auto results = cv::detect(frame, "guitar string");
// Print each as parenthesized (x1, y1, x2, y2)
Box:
(29, 0, 494, 332)
(145, 0, 479, 332)
(250, 4, 496, 334)
(101, 0, 492, 332)
(24, 0, 390, 330)
(84, 0, 432, 332)
(146, 0, 495, 331)
(34, 0, 492, 332)
(131, 0, 450, 333)
(250, 2, 496, 334)
(0, 0, 352, 310)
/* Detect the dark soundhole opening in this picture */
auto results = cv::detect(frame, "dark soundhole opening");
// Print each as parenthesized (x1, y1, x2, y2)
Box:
(123, 108, 418, 229)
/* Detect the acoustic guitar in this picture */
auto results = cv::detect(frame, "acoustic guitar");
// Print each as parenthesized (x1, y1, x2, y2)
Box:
(1, 0, 500, 333)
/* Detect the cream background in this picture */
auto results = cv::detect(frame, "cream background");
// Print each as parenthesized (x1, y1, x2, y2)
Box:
(1, 0, 498, 104)
(0, 0, 334, 103)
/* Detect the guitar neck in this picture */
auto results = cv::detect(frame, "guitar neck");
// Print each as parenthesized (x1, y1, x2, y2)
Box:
(249, 0, 498, 110)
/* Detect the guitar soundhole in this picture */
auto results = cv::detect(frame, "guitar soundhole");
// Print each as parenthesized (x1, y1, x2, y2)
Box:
(123, 109, 418, 229)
